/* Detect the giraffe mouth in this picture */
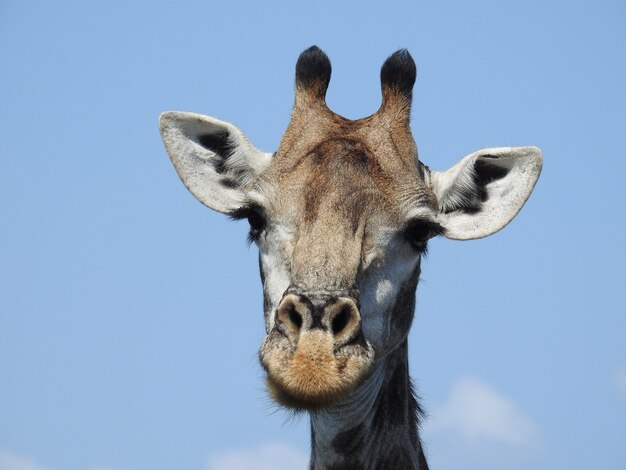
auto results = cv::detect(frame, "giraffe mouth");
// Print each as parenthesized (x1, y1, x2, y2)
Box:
(259, 328, 375, 410)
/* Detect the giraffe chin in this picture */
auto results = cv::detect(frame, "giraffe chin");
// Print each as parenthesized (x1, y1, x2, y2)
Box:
(260, 329, 375, 410)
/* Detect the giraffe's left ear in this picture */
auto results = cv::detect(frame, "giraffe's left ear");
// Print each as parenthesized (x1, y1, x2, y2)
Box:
(159, 111, 272, 214)
(428, 146, 542, 240)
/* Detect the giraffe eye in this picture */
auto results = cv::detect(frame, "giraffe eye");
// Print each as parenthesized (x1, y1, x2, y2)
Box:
(229, 205, 267, 243)
(246, 210, 265, 237)
(404, 220, 444, 251)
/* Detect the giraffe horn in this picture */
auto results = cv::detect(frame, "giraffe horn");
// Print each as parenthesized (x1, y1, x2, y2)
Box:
(294, 46, 332, 110)
(379, 49, 416, 117)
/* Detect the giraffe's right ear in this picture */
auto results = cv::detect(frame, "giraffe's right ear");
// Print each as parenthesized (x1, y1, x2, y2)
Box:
(159, 111, 272, 213)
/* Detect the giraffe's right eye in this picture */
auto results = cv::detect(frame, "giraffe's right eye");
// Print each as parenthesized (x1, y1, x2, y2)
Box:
(230, 205, 267, 243)
(246, 210, 266, 238)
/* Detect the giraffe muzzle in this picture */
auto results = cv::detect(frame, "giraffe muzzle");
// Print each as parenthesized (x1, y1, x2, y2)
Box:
(275, 294, 362, 348)
(259, 293, 375, 409)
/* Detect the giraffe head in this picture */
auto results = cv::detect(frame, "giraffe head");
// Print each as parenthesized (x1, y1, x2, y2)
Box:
(159, 47, 542, 410)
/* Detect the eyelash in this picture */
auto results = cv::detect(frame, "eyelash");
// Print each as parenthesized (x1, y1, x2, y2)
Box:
(403, 220, 444, 252)
(230, 206, 267, 244)
(231, 210, 443, 251)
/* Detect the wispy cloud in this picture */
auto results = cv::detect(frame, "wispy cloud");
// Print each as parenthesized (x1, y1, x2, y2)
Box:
(0, 449, 116, 470)
(0, 449, 48, 470)
(207, 442, 308, 470)
(423, 376, 542, 467)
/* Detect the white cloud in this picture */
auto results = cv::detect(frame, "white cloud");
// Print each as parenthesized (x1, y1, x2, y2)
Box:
(431, 376, 537, 444)
(423, 376, 542, 467)
(0, 449, 48, 470)
(207, 442, 308, 470)
(0, 449, 116, 470)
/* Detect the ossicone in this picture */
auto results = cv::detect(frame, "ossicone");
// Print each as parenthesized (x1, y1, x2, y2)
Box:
(380, 49, 416, 105)
(295, 46, 332, 102)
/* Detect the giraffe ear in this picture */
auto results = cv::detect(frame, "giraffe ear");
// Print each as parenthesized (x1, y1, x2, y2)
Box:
(428, 146, 542, 240)
(159, 111, 272, 213)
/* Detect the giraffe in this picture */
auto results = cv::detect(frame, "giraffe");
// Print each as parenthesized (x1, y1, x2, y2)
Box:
(159, 46, 542, 469)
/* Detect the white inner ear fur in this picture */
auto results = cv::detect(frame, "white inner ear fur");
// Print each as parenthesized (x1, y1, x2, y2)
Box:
(159, 111, 272, 214)
(429, 146, 542, 240)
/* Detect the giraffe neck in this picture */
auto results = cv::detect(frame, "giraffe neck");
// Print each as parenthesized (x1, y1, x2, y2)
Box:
(308, 340, 428, 470)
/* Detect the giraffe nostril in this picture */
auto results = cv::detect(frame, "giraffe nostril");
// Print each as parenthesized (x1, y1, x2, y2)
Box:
(287, 306, 303, 331)
(276, 294, 361, 344)
(331, 307, 350, 336)
(328, 300, 360, 344)
(276, 297, 305, 342)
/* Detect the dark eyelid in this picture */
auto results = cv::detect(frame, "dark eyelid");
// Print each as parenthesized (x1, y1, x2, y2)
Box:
(229, 203, 267, 246)
(403, 218, 445, 236)
(229, 202, 265, 221)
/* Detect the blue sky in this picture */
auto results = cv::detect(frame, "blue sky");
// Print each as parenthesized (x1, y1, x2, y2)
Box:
(1, 1, 625, 469)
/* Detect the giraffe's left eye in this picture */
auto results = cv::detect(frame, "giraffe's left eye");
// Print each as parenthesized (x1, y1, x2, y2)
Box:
(404, 220, 444, 251)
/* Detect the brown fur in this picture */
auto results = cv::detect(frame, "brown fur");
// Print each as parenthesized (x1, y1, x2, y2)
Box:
(160, 47, 539, 470)
(253, 52, 438, 410)
(261, 329, 374, 410)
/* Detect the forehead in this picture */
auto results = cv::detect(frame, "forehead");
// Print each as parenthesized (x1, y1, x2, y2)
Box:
(254, 120, 437, 225)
